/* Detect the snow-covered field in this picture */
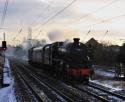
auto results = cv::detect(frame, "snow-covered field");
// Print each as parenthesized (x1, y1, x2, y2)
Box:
(0, 58, 16, 102)
(93, 67, 125, 91)
(95, 69, 115, 77)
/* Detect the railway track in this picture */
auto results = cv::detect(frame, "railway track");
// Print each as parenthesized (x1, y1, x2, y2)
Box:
(72, 81, 125, 102)
(13, 59, 112, 102)
(89, 81, 125, 99)
(12, 60, 88, 102)
(12, 63, 68, 102)
(72, 85, 110, 102)
(25, 64, 125, 101)
(14, 60, 114, 102)
(11, 64, 39, 102)
(11, 58, 125, 102)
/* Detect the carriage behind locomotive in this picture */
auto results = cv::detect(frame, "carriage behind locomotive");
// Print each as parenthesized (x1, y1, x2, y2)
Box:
(28, 38, 93, 82)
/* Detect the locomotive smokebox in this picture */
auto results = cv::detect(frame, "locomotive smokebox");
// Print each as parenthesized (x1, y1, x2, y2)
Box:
(73, 38, 80, 43)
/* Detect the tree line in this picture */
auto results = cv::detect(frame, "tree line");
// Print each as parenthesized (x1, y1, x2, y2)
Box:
(89, 42, 125, 67)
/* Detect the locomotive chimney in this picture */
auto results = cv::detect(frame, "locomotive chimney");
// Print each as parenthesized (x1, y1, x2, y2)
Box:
(73, 38, 80, 43)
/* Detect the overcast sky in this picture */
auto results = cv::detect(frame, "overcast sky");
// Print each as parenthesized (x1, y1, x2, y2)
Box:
(0, 0, 125, 45)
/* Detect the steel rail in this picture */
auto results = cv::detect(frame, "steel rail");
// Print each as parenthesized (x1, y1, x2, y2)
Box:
(13, 65, 45, 102)
(89, 82, 125, 100)
(15, 62, 77, 102)
(72, 85, 110, 102)
(20, 61, 110, 102)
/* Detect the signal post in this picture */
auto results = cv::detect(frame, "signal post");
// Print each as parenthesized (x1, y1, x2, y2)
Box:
(1, 33, 9, 87)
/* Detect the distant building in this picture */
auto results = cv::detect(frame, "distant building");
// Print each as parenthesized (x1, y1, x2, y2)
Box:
(110, 45, 120, 52)
(86, 38, 99, 46)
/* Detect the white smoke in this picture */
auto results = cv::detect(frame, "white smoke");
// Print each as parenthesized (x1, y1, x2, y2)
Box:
(47, 29, 80, 43)
(48, 30, 64, 42)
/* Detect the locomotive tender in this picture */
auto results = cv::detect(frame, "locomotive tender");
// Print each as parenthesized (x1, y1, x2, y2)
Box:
(28, 38, 93, 82)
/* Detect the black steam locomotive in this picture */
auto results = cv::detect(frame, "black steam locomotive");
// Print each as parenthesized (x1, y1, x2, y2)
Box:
(28, 38, 93, 82)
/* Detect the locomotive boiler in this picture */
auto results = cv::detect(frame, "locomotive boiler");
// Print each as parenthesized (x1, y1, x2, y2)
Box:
(28, 38, 93, 82)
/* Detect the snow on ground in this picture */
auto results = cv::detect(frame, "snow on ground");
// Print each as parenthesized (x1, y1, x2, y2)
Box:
(4, 58, 10, 68)
(91, 80, 123, 91)
(0, 58, 16, 102)
(93, 65, 115, 77)
(92, 67, 125, 91)
(0, 79, 16, 102)
(95, 69, 115, 77)
(3, 58, 12, 85)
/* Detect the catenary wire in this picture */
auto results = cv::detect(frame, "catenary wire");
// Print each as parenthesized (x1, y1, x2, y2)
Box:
(34, 0, 77, 39)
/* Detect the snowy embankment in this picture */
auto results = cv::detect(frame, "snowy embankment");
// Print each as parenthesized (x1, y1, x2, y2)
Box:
(95, 69, 115, 77)
(0, 80, 16, 102)
(92, 65, 125, 92)
(3, 58, 12, 85)
(0, 58, 16, 102)
(93, 65, 115, 77)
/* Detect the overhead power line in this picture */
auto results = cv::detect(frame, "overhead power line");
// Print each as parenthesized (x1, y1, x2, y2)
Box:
(34, 0, 77, 39)
(13, 0, 54, 41)
(0, 0, 9, 27)
(12, 28, 22, 41)
(87, 13, 125, 28)
(34, 29, 44, 39)
(42, 0, 77, 25)
(80, 0, 119, 20)
(83, 12, 125, 41)
(34, 0, 119, 39)
(30, 0, 54, 26)
(80, 0, 124, 41)
(100, 30, 108, 41)
(82, 30, 91, 42)
(82, 12, 125, 41)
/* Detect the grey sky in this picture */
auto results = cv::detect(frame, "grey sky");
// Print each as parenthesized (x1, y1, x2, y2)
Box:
(0, 0, 125, 45)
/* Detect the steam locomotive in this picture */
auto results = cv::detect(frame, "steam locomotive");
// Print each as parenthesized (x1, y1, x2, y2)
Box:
(28, 38, 93, 82)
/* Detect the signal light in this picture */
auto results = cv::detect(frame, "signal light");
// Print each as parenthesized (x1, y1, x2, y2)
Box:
(2, 41, 7, 50)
